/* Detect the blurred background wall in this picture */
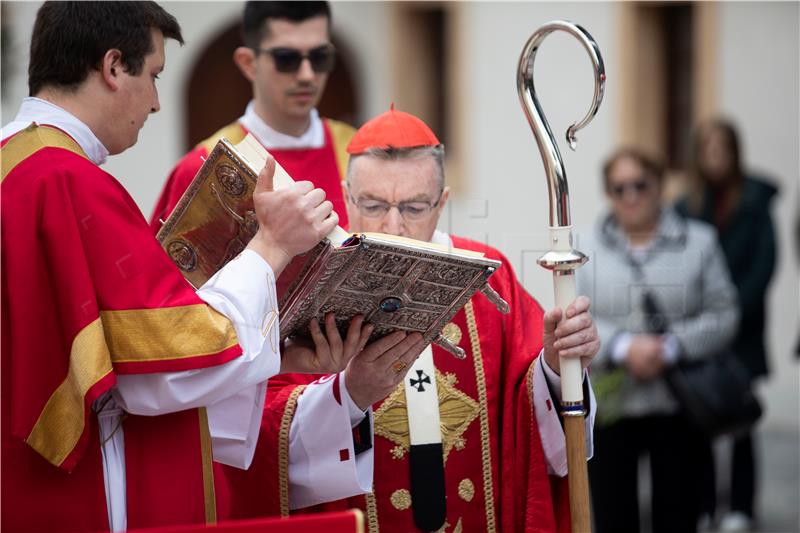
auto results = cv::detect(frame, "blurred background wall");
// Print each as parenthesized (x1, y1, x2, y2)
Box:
(2, 1, 797, 528)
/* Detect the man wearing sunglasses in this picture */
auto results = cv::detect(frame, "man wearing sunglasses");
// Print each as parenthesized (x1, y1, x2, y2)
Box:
(221, 108, 601, 532)
(150, 1, 354, 232)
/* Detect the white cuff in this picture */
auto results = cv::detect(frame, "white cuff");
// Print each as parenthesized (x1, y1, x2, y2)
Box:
(533, 352, 596, 477)
(341, 371, 368, 427)
(661, 334, 681, 365)
(288, 374, 374, 509)
(611, 332, 633, 365)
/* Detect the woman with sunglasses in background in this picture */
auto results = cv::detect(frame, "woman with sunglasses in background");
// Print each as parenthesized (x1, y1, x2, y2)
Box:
(676, 120, 779, 533)
(576, 149, 740, 533)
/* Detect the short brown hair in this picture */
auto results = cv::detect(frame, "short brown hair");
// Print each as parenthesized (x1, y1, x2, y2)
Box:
(28, 1, 183, 96)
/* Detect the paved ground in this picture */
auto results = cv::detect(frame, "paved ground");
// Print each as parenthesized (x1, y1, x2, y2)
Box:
(636, 426, 800, 533)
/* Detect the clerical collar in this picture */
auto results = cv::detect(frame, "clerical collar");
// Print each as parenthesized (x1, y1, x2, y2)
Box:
(238, 100, 324, 149)
(2, 97, 110, 165)
(430, 229, 452, 247)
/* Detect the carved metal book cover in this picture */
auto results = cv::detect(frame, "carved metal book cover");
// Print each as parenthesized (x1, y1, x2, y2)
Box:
(157, 136, 508, 358)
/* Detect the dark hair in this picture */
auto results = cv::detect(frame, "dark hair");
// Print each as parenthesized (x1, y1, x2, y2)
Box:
(241, 1, 331, 49)
(693, 118, 744, 184)
(602, 148, 664, 189)
(28, 1, 183, 96)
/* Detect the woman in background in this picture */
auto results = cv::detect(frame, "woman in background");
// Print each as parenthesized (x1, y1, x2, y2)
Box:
(677, 119, 779, 533)
(578, 149, 739, 533)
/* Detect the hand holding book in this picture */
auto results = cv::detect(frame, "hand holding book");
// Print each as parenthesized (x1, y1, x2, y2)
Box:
(246, 156, 339, 276)
(156, 135, 510, 360)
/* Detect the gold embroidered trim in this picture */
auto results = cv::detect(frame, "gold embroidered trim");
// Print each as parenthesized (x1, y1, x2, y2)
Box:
(365, 490, 380, 533)
(198, 407, 217, 524)
(452, 517, 464, 533)
(26, 318, 113, 467)
(279, 385, 306, 517)
(390, 445, 407, 460)
(442, 322, 463, 346)
(373, 370, 478, 462)
(458, 478, 475, 502)
(101, 305, 239, 364)
(198, 122, 248, 154)
(2, 124, 87, 182)
(465, 301, 497, 532)
(390, 488, 412, 510)
(326, 118, 356, 180)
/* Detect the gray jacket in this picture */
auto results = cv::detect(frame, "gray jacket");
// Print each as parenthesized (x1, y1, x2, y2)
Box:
(576, 208, 739, 420)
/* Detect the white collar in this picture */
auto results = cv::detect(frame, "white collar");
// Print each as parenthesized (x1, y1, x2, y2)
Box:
(431, 229, 452, 247)
(1, 97, 110, 165)
(238, 100, 324, 149)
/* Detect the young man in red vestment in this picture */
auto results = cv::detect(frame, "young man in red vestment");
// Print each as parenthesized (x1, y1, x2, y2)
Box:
(1, 4, 424, 532)
(150, 1, 355, 231)
(204, 109, 601, 531)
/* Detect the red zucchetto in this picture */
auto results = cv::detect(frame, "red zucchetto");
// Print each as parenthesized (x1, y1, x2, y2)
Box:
(346, 104, 441, 155)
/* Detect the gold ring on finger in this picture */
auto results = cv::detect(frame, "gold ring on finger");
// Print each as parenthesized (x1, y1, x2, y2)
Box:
(392, 360, 407, 374)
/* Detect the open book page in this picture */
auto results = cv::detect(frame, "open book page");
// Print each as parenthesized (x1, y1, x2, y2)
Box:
(357, 232, 485, 258)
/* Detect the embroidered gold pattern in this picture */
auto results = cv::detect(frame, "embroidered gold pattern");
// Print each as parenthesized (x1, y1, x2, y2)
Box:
(452, 518, 464, 533)
(465, 301, 497, 532)
(454, 436, 466, 451)
(390, 489, 412, 510)
(442, 322, 463, 346)
(443, 372, 458, 386)
(458, 478, 475, 502)
(390, 445, 407, 460)
(279, 386, 306, 517)
(365, 490, 379, 533)
(373, 369, 479, 462)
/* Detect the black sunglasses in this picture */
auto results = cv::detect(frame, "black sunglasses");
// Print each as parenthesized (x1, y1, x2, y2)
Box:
(255, 44, 336, 74)
(609, 178, 651, 198)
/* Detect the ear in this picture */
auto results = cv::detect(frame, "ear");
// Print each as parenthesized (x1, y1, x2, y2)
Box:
(233, 46, 258, 83)
(437, 186, 450, 214)
(100, 49, 124, 91)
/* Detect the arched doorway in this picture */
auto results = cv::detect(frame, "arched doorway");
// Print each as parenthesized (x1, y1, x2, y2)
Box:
(184, 21, 359, 151)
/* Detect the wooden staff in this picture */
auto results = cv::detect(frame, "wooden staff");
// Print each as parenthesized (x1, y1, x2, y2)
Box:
(516, 20, 606, 533)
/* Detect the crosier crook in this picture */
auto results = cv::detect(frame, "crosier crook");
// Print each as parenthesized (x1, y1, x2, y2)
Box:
(516, 20, 606, 533)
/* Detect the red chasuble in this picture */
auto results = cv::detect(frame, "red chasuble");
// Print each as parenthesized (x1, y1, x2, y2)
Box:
(220, 237, 571, 533)
(150, 118, 355, 233)
(1, 125, 246, 532)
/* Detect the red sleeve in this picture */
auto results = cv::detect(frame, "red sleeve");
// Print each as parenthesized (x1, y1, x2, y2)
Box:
(2, 142, 241, 471)
(150, 146, 209, 234)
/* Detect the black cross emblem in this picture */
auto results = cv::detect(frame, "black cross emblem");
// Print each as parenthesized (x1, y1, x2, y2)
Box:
(409, 370, 431, 392)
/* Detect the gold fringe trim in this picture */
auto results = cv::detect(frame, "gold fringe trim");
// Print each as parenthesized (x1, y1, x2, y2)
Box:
(365, 490, 380, 533)
(198, 407, 217, 524)
(465, 301, 497, 532)
(279, 386, 306, 517)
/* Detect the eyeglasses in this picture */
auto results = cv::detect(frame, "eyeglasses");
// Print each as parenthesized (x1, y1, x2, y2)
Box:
(608, 178, 652, 199)
(347, 186, 443, 221)
(254, 44, 336, 73)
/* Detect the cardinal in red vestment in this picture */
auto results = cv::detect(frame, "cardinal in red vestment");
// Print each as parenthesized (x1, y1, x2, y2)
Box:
(153, 105, 600, 532)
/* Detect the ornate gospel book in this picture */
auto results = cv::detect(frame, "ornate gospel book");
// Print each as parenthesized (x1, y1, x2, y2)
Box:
(156, 135, 508, 358)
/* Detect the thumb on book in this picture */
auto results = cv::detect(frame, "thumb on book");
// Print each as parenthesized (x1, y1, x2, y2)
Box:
(255, 156, 277, 193)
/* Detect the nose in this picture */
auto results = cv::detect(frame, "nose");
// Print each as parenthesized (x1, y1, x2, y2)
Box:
(296, 58, 315, 81)
(151, 90, 160, 114)
(382, 206, 405, 236)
